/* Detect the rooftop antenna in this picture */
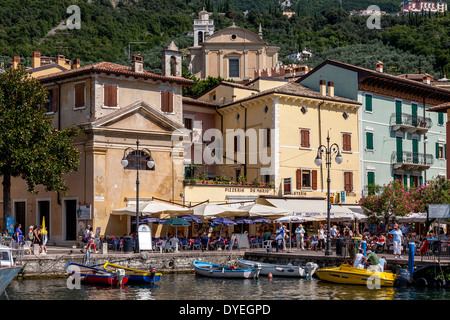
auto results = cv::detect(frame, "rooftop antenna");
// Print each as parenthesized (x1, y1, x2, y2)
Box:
(128, 42, 147, 65)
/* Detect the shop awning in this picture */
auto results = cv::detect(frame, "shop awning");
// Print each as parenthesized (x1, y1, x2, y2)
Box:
(331, 205, 367, 221)
(264, 198, 327, 220)
(238, 203, 293, 218)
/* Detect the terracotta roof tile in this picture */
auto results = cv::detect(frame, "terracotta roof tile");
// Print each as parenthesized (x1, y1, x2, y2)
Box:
(429, 102, 450, 112)
(37, 61, 194, 85)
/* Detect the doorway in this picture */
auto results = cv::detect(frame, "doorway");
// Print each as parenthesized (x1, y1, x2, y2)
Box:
(14, 201, 26, 229)
(64, 199, 77, 241)
(37, 200, 50, 240)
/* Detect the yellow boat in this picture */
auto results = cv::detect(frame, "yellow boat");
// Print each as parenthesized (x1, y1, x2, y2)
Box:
(103, 262, 162, 284)
(315, 264, 397, 287)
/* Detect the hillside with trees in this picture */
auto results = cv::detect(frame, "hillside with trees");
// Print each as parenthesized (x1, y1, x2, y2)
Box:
(0, 0, 448, 77)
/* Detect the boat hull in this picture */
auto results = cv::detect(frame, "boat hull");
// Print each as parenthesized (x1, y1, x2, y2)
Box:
(0, 266, 22, 294)
(103, 263, 162, 284)
(193, 260, 260, 279)
(315, 265, 396, 287)
(67, 262, 128, 286)
(237, 259, 318, 278)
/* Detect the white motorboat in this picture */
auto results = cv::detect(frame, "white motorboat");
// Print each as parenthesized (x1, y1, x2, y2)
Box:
(237, 258, 318, 278)
(0, 245, 23, 296)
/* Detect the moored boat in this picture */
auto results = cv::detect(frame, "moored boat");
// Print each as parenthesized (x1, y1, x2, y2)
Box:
(0, 245, 23, 296)
(237, 258, 318, 278)
(315, 264, 399, 287)
(103, 262, 162, 284)
(66, 262, 128, 286)
(193, 260, 261, 279)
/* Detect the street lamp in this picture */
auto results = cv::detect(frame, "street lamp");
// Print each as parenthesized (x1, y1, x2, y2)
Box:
(314, 132, 343, 256)
(121, 138, 155, 253)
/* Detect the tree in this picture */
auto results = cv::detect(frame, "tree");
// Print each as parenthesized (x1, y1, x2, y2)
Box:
(0, 67, 81, 228)
(359, 180, 418, 231)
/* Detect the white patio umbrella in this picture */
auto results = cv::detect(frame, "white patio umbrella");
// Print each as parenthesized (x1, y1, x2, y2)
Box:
(112, 201, 192, 216)
(191, 203, 247, 218)
(238, 203, 293, 218)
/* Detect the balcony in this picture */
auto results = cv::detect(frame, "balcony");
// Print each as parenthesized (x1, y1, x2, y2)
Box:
(390, 113, 432, 134)
(391, 151, 434, 171)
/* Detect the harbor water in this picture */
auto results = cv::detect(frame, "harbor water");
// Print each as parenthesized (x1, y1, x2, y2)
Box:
(3, 273, 450, 301)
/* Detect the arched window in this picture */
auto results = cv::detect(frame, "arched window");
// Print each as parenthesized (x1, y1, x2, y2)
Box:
(198, 31, 204, 44)
(170, 56, 177, 76)
(122, 150, 155, 171)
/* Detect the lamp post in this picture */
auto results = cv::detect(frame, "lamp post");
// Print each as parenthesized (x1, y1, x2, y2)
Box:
(314, 132, 343, 256)
(121, 138, 155, 253)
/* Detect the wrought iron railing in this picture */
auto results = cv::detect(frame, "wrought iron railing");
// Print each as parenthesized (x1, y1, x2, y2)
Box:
(391, 151, 434, 166)
(389, 113, 432, 129)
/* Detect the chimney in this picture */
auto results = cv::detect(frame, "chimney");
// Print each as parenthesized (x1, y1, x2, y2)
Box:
(12, 56, 20, 69)
(328, 81, 335, 97)
(72, 58, 80, 69)
(376, 61, 383, 73)
(56, 55, 70, 69)
(423, 75, 431, 85)
(319, 80, 327, 96)
(32, 51, 41, 69)
(131, 54, 144, 73)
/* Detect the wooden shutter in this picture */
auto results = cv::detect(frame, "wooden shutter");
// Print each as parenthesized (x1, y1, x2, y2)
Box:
(168, 91, 173, 113)
(296, 169, 302, 189)
(266, 128, 271, 147)
(344, 172, 353, 191)
(312, 170, 317, 190)
(343, 133, 351, 151)
(300, 129, 310, 148)
(104, 84, 117, 107)
(75, 83, 85, 108)
(52, 87, 58, 112)
(161, 91, 173, 113)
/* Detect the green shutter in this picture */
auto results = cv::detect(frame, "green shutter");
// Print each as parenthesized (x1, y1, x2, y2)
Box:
(412, 104, 418, 126)
(396, 137, 403, 162)
(395, 101, 402, 124)
(410, 176, 414, 188)
(419, 176, 423, 186)
(366, 132, 373, 150)
(413, 139, 418, 163)
(365, 95, 372, 112)
(367, 171, 375, 185)
(436, 142, 440, 159)
(403, 175, 408, 186)
(439, 112, 444, 125)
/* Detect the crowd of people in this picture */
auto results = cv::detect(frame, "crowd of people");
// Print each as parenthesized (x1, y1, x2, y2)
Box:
(8, 223, 48, 255)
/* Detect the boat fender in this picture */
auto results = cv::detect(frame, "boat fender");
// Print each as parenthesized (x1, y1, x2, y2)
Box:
(268, 273, 273, 280)
(415, 278, 428, 287)
(230, 265, 236, 270)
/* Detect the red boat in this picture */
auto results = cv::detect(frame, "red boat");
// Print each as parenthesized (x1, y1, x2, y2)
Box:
(67, 262, 128, 286)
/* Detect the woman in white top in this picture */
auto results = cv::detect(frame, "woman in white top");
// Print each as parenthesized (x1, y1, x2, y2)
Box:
(353, 249, 366, 269)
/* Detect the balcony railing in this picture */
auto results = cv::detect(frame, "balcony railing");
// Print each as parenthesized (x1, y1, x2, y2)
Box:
(391, 151, 434, 170)
(390, 113, 432, 134)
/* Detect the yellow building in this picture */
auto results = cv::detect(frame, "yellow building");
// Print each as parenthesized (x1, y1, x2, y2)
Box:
(184, 78, 362, 214)
(1, 52, 194, 245)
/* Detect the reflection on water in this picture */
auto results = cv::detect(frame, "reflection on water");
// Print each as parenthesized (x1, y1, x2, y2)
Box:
(3, 274, 450, 300)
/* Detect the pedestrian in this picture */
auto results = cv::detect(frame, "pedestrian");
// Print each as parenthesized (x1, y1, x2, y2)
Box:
(379, 255, 387, 271)
(86, 227, 97, 253)
(83, 225, 90, 246)
(33, 225, 42, 254)
(389, 224, 403, 259)
(276, 223, 285, 251)
(330, 225, 338, 239)
(41, 226, 48, 254)
(275, 232, 283, 252)
(366, 250, 382, 272)
(13, 223, 23, 248)
(295, 224, 305, 250)
(353, 248, 366, 269)
(27, 226, 34, 254)
(318, 224, 325, 252)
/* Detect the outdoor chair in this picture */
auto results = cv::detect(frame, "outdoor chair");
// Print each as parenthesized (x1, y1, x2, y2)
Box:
(192, 238, 201, 250)
(181, 238, 189, 250)
(250, 238, 258, 249)
(258, 237, 264, 248)
(200, 237, 209, 251)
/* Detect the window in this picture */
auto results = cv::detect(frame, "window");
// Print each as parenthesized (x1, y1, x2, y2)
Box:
(342, 133, 351, 152)
(123, 150, 155, 171)
(412, 103, 418, 126)
(366, 131, 374, 151)
(233, 135, 241, 153)
(161, 91, 174, 113)
(300, 129, 310, 148)
(104, 84, 118, 107)
(74, 82, 85, 109)
(229, 59, 239, 78)
(44, 87, 58, 113)
(184, 117, 193, 141)
(296, 169, 317, 190)
(365, 94, 372, 112)
(264, 128, 271, 148)
(344, 171, 353, 192)
(436, 142, 446, 159)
